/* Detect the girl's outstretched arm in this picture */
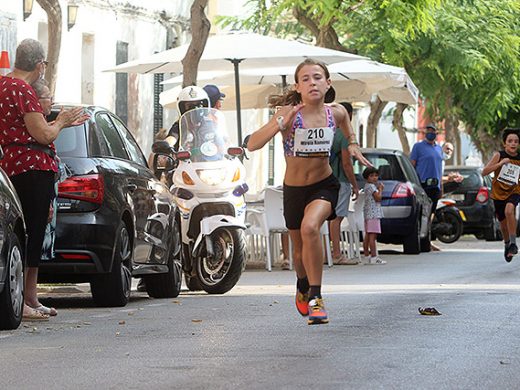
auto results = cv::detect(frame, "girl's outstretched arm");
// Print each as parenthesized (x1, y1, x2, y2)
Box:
(331, 103, 372, 167)
(246, 104, 303, 151)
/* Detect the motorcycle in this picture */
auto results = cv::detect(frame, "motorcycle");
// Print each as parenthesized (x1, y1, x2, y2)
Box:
(431, 197, 465, 244)
(152, 107, 248, 294)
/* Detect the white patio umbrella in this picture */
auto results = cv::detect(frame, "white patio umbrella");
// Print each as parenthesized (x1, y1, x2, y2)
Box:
(160, 59, 418, 108)
(104, 31, 366, 143)
(159, 83, 279, 111)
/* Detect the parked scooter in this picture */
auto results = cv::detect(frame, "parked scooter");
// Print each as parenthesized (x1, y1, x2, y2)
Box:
(431, 197, 465, 243)
(153, 107, 248, 294)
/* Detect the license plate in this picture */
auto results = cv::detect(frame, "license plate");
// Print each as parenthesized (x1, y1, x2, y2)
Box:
(451, 194, 464, 201)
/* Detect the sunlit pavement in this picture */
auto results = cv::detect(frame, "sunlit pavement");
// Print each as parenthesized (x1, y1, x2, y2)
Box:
(4, 236, 520, 390)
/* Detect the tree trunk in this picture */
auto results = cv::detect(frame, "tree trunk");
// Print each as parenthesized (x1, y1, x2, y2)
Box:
(181, 0, 210, 87)
(392, 103, 410, 155)
(36, 0, 62, 95)
(366, 97, 388, 148)
(468, 126, 500, 163)
(452, 118, 462, 165)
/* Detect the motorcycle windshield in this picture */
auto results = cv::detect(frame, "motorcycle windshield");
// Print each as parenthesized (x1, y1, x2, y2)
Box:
(178, 108, 230, 163)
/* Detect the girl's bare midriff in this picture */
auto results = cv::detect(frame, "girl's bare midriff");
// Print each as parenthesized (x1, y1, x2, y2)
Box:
(283, 156, 332, 186)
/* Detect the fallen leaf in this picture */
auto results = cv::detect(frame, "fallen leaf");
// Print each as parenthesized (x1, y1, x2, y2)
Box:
(119, 320, 126, 325)
(418, 307, 441, 316)
(172, 300, 181, 304)
(127, 312, 135, 316)
(191, 319, 202, 323)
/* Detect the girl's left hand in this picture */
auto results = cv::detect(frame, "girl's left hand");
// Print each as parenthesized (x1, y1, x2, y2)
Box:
(348, 143, 372, 167)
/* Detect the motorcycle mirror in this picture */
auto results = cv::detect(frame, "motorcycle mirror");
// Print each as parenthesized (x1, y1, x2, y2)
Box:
(152, 140, 172, 154)
(227, 147, 244, 157)
(175, 150, 191, 161)
(152, 154, 175, 175)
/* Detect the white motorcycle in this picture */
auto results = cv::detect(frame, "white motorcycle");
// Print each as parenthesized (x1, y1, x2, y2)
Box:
(153, 107, 247, 294)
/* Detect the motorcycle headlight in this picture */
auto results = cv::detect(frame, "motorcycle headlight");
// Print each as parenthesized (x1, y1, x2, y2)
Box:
(197, 169, 227, 185)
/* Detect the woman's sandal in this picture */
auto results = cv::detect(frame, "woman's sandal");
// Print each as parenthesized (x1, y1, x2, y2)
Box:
(31, 305, 58, 316)
(333, 255, 359, 265)
(281, 259, 291, 270)
(22, 307, 50, 321)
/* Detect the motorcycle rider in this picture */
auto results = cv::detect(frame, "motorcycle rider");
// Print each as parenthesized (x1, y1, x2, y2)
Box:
(166, 86, 211, 152)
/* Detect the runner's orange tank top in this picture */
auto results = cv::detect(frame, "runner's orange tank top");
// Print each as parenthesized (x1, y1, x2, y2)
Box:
(491, 150, 520, 200)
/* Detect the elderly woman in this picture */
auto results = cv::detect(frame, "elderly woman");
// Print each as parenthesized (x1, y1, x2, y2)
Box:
(0, 39, 87, 321)
(32, 79, 59, 267)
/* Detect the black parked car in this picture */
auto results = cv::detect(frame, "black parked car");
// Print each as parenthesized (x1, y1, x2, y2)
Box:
(0, 158, 26, 330)
(443, 166, 501, 241)
(353, 149, 432, 254)
(38, 106, 181, 307)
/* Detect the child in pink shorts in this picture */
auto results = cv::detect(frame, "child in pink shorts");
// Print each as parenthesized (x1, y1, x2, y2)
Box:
(362, 167, 386, 264)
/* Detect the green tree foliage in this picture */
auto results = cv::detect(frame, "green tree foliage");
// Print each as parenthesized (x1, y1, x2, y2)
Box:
(218, 0, 520, 155)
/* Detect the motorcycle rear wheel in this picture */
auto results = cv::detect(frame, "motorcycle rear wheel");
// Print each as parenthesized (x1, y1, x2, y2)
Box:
(436, 210, 463, 244)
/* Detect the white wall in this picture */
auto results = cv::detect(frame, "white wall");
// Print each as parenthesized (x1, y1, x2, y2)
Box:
(2, 0, 192, 157)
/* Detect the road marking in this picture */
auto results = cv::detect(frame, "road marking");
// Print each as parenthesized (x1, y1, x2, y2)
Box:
(225, 283, 520, 295)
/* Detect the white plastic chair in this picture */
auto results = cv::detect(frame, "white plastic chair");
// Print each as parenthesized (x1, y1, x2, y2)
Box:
(244, 208, 269, 266)
(262, 186, 291, 271)
(340, 192, 365, 261)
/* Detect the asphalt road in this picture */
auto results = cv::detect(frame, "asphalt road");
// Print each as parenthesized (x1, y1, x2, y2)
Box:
(2, 237, 520, 390)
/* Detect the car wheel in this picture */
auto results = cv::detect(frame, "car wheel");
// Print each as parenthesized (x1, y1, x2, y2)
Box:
(403, 215, 421, 254)
(144, 244, 182, 298)
(185, 272, 203, 291)
(90, 222, 132, 307)
(485, 217, 502, 241)
(0, 233, 23, 330)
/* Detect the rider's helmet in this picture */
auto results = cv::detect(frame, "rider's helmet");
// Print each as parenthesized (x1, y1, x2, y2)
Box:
(177, 86, 210, 115)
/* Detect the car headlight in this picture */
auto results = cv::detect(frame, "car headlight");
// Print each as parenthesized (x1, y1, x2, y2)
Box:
(197, 169, 227, 185)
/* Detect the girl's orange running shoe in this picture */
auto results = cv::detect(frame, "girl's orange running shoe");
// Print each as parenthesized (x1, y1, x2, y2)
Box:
(295, 290, 309, 316)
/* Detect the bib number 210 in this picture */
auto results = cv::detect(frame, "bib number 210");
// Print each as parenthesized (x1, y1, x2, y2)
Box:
(307, 128, 324, 139)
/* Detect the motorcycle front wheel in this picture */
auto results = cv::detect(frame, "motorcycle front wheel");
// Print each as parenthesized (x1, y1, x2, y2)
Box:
(196, 228, 245, 294)
(436, 210, 463, 244)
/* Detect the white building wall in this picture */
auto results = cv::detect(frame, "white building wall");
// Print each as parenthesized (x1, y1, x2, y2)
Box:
(1, 0, 192, 157)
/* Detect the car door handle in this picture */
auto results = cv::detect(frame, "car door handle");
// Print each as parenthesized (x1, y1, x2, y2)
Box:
(127, 183, 137, 193)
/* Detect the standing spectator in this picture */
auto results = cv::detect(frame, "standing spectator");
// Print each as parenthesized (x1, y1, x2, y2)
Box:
(441, 142, 463, 187)
(410, 124, 443, 251)
(0, 39, 87, 320)
(482, 128, 520, 262)
(362, 167, 386, 264)
(329, 102, 360, 265)
(203, 84, 226, 110)
(31, 79, 58, 262)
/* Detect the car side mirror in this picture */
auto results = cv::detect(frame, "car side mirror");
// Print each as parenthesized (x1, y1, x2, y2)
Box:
(152, 140, 172, 154)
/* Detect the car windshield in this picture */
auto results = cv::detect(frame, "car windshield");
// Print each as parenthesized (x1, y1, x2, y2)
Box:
(178, 108, 230, 163)
(353, 154, 406, 183)
(445, 169, 482, 190)
(54, 124, 88, 158)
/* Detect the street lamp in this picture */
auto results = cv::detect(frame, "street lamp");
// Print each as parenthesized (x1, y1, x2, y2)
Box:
(67, 2, 79, 31)
(23, 0, 34, 21)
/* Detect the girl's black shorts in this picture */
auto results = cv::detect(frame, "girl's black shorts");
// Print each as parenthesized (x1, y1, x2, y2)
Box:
(283, 174, 340, 230)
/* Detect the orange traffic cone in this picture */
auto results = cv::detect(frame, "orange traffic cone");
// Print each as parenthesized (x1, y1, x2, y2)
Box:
(0, 51, 10, 77)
